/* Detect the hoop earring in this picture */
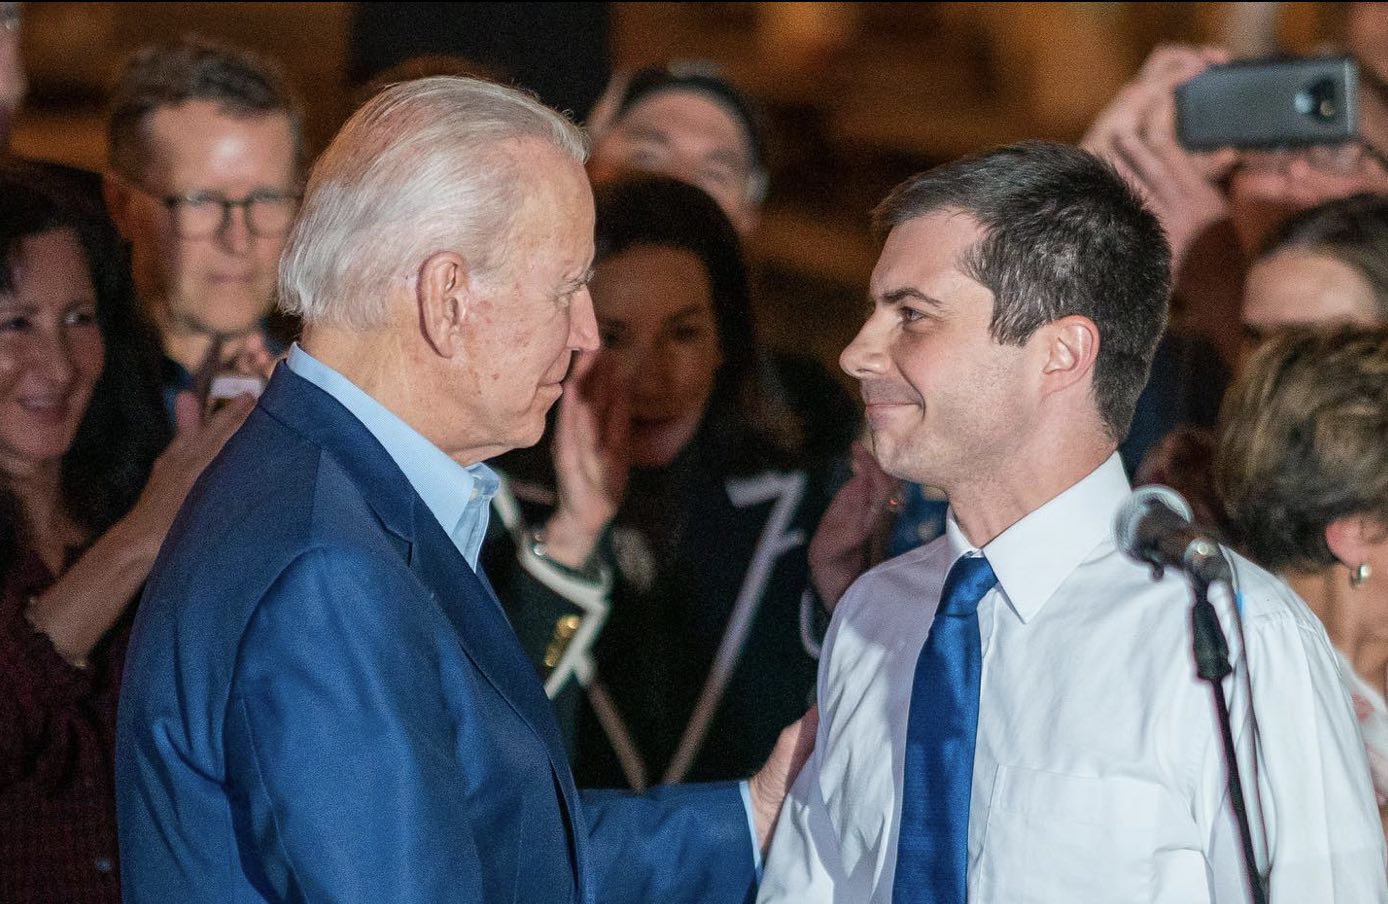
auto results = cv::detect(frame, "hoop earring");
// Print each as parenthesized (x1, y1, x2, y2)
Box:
(1351, 562, 1372, 589)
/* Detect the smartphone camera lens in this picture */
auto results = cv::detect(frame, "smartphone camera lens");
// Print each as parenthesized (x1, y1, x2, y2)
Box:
(1296, 79, 1339, 122)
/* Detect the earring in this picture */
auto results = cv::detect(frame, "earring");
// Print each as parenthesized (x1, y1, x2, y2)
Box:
(1351, 562, 1372, 589)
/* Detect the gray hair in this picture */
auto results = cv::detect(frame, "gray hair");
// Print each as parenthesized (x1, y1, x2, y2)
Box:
(278, 76, 589, 328)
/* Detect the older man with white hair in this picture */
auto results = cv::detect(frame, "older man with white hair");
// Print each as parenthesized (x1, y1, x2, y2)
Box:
(115, 76, 809, 904)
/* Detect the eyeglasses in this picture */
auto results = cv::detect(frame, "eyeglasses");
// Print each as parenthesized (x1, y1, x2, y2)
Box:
(125, 179, 300, 239)
(1240, 139, 1388, 178)
(1, 4, 21, 33)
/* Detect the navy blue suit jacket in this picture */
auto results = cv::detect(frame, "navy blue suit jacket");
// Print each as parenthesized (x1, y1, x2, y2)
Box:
(115, 367, 755, 903)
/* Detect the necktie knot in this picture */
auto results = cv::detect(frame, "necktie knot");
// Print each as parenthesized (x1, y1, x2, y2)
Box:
(937, 554, 997, 618)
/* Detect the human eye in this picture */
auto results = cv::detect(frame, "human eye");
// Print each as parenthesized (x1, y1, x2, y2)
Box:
(599, 322, 628, 350)
(670, 322, 712, 343)
(0, 312, 32, 333)
(179, 192, 222, 210)
(627, 145, 664, 168)
(64, 304, 99, 328)
(699, 166, 738, 191)
(900, 305, 930, 325)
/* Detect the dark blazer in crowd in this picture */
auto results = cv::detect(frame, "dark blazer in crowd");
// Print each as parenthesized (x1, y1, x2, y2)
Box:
(490, 362, 851, 789)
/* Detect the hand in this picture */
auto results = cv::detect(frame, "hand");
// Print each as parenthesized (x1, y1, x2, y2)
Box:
(749, 706, 819, 857)
(539, 351, 631, 568)
(228, 329, 278, 380)
(808, 443, 902, 610)
(1082, 45, 1239, 272)
(122, 390, 255, 560)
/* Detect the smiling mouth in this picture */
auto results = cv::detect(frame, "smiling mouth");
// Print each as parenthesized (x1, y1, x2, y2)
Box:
(16, 397, 73, 421)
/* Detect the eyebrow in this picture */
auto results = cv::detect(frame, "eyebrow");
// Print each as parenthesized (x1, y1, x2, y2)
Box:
(623, 126, 751, 173)
(599, 303, 710, 325)
(878, 287, 945, 307)
(705, 148, 750, 172)
(667, 303, 712, 321)
(622, 126, 674, 149)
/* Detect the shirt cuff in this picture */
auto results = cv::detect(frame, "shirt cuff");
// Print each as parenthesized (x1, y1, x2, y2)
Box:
(739, 779, 764, 881)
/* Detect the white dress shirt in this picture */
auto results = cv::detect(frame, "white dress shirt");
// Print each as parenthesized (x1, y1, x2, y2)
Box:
(760, 454, 1386, 903)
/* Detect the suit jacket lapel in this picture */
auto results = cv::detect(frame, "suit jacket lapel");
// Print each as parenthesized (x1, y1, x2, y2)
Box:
(258, 367, 589, 891)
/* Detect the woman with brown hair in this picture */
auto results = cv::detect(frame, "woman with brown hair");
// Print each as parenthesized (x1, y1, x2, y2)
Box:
(1215, 326, 1388, 815)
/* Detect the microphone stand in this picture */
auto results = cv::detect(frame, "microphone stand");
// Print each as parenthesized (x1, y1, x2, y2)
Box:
(1186, 569, 1268, 904)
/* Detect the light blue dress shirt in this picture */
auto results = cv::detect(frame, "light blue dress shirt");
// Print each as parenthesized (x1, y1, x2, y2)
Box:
(285, 344, 498, 569)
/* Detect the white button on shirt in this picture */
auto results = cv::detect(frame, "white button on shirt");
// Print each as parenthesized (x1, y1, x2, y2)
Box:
(760, 454, 1387, 903)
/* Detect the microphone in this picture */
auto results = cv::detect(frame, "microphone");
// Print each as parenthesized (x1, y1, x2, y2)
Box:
(1114, 485, 1231, 584)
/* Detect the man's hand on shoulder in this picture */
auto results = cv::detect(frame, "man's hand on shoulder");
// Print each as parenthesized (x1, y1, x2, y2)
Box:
(749, 706, 819, 856)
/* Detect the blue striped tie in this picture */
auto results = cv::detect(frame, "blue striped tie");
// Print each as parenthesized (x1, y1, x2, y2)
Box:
(892, 554, 997, 903)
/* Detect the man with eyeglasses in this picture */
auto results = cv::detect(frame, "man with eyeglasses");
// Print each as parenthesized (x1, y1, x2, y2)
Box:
(102, 36, 302, 412)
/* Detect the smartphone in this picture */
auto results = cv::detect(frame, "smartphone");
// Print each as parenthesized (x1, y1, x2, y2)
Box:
(205, 373, 266, 415)
(1176, 56, 1359, 151)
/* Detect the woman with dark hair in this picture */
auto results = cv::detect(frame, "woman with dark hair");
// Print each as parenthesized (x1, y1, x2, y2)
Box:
(488, 176, 851, 789)
(1138, 193, 1388, 509)
(1242, 192, 1388, 352)
(1215, 326, 1388, 827)
(0, 166, 251, 901)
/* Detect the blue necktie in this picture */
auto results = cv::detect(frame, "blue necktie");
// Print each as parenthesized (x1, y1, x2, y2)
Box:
(893, 554, 997, 904)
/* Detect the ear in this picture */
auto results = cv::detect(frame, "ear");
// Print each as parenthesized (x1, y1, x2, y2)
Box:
(1037, 314, 1099, 396)
(416, 250, 472, 359)
(1325, 515, 1385, 569)
(101, 172, 136, 241)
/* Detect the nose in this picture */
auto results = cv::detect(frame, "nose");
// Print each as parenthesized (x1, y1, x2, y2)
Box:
(840, 315, 888, 379)
(216, 203, 253, 253)
(568, 286, 600, 353)
(27, 324, 77, 388)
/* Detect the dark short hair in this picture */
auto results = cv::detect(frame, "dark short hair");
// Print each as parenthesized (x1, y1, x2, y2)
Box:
(873, 140, 1171, 440)
(1215, 326, 1388, 573)
(1259, 193, 1388, 322)
(107, 35, 303, 177)
(0, 163, 171, 582)
(593, 175, 802, 472)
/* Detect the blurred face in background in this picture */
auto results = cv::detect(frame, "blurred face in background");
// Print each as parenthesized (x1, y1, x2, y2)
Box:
(1241, 249, 1384, 362)
(0, 2, 24, 152)
(590, 90, 761, 236)
(0, 229, 104, 478)
(107, 100, 297, 341)
(589, 243, 723, 467)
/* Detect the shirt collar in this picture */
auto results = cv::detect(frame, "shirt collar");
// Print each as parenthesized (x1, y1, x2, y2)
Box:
(285, 344, 498, 563)
(943, 452, 1130, 624)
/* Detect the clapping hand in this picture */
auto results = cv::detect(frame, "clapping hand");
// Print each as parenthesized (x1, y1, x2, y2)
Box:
(538, 350, 631, 569)
(749, 705, 819, 856)
(808, 442, 902, 611)
(123, 390, 256, 561)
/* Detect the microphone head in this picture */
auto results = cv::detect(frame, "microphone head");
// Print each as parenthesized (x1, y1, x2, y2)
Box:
(1114, 484, 1195, 557)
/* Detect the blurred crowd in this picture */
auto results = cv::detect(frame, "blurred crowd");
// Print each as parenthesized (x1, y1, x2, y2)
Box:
(2, 1, 1388, 900)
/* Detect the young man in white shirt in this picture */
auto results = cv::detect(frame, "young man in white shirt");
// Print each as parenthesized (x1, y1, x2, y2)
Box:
(759, 141, 1387, 903)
